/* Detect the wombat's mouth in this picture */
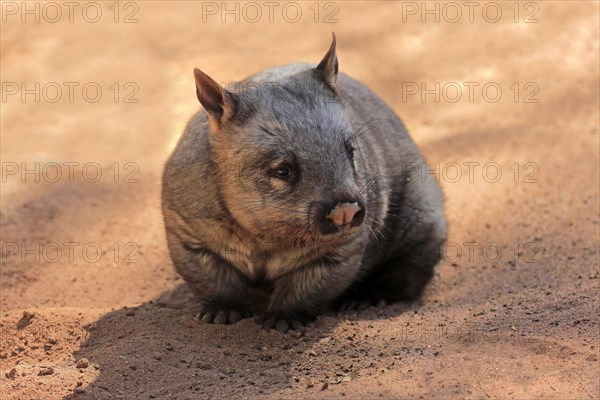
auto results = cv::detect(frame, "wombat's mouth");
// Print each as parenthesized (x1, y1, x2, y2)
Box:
(285, 221, 365, 249)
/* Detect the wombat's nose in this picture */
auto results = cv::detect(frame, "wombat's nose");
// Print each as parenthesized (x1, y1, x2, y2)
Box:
(313, 197, 365, 235)
(326, 202, 361, 227)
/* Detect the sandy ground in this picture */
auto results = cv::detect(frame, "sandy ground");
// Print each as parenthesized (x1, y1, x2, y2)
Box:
(1, 1, 599, 399)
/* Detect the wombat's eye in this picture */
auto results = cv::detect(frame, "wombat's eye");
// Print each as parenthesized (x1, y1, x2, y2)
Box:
(345, 142, 355, 160)
(274, 167, 293, 179)
(268, 157, 298, 183)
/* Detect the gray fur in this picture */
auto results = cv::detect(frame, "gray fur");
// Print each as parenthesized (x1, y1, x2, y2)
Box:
(161, 37, 447, 330)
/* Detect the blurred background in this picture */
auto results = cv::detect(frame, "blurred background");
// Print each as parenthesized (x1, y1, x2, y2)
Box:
(1, 1, 599, 399)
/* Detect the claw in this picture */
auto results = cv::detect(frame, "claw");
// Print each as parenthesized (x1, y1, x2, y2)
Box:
(228, 310, 242, 324)
(339, 298, 387, 312)
(198, 309, 249, 325)
(201, 312, 214, 323)
(275, 319, 289, 333)
(291, 320, 304, 332)
(262, 317, 276, 330)
(257, 316, 315, 334)
(213, 310, 228, 324)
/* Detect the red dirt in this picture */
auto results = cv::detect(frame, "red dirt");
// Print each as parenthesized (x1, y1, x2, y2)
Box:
(1, 2, 599, 399)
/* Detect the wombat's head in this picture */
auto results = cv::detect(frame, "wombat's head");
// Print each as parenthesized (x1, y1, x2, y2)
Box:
(195, 34, 366, 248)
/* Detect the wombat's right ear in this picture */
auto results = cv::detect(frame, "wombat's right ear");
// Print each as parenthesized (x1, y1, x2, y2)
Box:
(315, 32, 339, 94)
(193, 68, 236, 129)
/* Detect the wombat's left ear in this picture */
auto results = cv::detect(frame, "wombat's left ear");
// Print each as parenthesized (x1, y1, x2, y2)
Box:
(315, 32, 339, 94)
(193, 68, 236, 129)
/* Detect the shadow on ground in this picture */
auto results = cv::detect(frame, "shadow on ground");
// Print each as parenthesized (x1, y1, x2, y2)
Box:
(64, 284, 425, 399)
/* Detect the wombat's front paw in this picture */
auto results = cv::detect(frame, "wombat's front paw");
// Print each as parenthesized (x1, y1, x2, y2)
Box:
(338, 298, 387, 312)
(257, 315, 315, 334)
(196, 309, 252, 325)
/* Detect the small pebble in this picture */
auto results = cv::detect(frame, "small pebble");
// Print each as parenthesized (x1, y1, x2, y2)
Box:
(38, 367, 54, 376)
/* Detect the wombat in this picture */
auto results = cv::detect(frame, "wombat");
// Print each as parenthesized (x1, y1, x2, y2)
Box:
(162, 34, 447, 332)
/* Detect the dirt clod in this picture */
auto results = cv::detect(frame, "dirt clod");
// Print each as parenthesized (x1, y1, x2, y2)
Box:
(38, 367, 54, 376)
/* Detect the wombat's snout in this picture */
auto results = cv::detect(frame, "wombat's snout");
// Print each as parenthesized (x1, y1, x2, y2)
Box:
(312, 195, 365, 235)
(326, 202, 361, 226)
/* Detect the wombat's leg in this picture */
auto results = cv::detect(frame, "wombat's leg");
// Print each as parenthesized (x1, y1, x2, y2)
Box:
(175, 248, 252, 325)
(347, 236, 444, 304)
(261, 255, 363, 333)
